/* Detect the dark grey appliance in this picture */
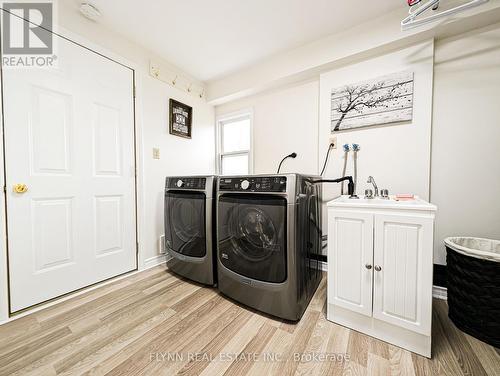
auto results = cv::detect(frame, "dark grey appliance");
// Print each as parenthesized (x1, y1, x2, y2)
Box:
(164, 176, 216, 285)
(216, 174, 322, 320)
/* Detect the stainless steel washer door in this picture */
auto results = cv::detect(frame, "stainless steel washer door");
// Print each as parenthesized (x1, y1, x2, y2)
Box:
(165, 191, 206, 258)
(218, 194, 287, 283)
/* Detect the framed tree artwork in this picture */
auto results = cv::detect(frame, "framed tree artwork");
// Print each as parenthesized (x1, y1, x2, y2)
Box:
(331, 71, 414, 132)
(169, 99, 192, 138)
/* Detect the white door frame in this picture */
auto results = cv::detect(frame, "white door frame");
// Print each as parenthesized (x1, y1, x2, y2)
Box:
(0, 25, 148, 321)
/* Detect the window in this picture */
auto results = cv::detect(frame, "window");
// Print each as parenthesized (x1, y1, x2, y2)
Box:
(217, 111, 252, 175)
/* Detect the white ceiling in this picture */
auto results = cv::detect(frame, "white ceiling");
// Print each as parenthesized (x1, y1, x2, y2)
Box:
(85, 0, 403, 82)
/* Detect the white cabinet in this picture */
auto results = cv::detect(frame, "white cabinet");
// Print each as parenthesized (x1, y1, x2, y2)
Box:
(373, 214, 434, 335)
(329, 211, 373, 317)
(327, 197, 436, 357)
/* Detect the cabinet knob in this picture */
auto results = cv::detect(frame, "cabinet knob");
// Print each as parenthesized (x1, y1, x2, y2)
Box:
(365, 263, 372, 270)
(374, 265, 382, 272)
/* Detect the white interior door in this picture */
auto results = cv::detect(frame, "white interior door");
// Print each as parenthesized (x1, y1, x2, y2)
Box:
(3, 29, 137, 312)
(328, 210, 374, 317)
(372, 214, 433, 335)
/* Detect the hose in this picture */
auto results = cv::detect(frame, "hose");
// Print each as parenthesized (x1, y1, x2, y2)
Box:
(352, 144, 360, 197)
(353, 151, 358, 196)
(340, 144, 350, 195)
(309, 176, 355, 196)
(320, 144, 333, 176)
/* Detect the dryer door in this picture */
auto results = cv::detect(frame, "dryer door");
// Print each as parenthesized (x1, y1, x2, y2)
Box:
(165, 191, 206, 257)
(218, 194, 287, 283)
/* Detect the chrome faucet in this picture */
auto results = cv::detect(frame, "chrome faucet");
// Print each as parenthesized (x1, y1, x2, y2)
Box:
(367, 176, 379, 197)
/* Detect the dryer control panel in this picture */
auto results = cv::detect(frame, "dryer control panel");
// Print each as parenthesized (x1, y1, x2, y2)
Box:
(219, 176, 287, 192)
(166, 177, 206, 190)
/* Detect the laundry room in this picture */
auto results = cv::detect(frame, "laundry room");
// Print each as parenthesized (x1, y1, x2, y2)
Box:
(0, 1, 499, 375)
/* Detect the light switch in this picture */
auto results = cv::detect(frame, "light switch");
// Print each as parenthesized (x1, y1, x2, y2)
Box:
(153, 147, 160, 159)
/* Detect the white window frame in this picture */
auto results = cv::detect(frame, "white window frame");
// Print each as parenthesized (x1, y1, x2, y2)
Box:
(216, 109, 254, 175)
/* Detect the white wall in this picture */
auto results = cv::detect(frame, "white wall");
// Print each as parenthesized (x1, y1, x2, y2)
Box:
(0, 1, 215, 321)
(215, 80, 319, 175)
(431, 26, 500, 264)
(54, 2, 216, 266)
(215, 26, 500, 265)
(319, 41, 434, 236)
(216, 42, 434, 256)
(56, 1, 200, 86)
(207, 2, 500, 103)
(141, 76, 215, 263)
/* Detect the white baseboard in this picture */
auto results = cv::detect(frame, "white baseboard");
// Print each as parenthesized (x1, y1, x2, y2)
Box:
(432, 285, 448, 300)
(319, 260, 447, 300)
(143, 254, 167, 269)
(320, 260, 328, 272)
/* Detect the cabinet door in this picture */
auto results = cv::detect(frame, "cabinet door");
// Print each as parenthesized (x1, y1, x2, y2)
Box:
(373, 214, 433, 335)
(328, 210, 373, 317)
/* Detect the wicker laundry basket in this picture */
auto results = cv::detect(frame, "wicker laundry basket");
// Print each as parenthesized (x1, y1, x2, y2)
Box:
(444, 237, 500, 347)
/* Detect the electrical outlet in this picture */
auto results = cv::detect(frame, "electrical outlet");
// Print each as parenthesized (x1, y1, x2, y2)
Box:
(329, 136, 337, 149)
(153, 147, 160, 159)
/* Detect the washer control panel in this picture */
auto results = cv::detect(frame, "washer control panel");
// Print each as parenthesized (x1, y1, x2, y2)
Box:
(166, 177, 206, 190)
(219, 176, 287, 192)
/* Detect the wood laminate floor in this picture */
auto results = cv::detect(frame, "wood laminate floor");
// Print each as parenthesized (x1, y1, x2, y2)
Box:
(0, 266, 498, 376)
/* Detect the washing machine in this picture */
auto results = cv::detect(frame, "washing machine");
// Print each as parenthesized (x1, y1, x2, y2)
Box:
(164, 176, 216, 285)
(216, 174, 322, 320)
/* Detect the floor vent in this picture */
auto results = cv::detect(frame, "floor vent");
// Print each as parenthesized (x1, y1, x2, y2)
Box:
(159, 235, 166, 254)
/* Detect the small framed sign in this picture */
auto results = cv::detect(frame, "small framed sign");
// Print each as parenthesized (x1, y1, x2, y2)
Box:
(169, 99, 192, 139)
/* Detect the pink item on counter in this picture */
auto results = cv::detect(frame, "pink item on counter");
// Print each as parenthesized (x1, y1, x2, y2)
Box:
(395, 194, 415, 201)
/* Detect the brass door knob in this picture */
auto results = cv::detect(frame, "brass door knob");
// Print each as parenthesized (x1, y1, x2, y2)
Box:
(13, 184, 28, 194)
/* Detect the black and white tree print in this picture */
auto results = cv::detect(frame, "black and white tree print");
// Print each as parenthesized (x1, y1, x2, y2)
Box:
(331, 72, 414, 132)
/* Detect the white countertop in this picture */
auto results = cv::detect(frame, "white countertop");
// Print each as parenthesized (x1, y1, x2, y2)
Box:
(327, 195, 437, 212)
